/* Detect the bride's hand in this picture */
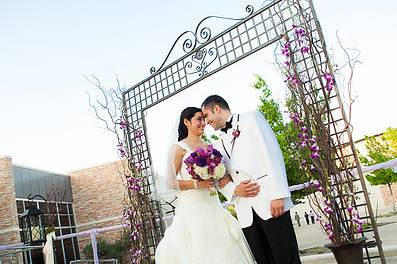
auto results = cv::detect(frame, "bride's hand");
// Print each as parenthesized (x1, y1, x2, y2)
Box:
(218, 175, 232, 189)
(197, 179, 215, 189)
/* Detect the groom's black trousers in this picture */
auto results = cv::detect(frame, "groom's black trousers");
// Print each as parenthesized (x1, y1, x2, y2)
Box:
(242, 210, 301, 264)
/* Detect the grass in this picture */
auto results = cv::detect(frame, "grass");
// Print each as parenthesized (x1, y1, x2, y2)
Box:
(299, 246, 331, 256)
(377, 211, 397, 218)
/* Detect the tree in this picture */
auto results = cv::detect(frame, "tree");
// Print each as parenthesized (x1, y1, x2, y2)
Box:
(252, 74, 309, 203)
(384, 127, 397, 151)
(43, 183, 67, 234)
(359, 133, 397, 212)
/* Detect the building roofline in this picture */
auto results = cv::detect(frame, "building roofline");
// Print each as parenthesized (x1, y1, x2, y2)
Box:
(12, 163, 70, 177)
(354, 133, 384, 144)
(68, 159, 121, 174)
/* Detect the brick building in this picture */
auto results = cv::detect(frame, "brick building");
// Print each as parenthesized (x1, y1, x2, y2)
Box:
(69, 161, 125, 254)
(0, 156, 20, 246)
(0, 156, 125, 264)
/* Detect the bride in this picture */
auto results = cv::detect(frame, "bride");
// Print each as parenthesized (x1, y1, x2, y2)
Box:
(155, 107, 255, 264)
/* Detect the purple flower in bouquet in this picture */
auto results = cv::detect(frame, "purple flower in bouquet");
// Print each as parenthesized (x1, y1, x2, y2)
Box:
(212, 148, 221, 157)
(183, 145, 226, 195)
(196, 156, 207, 167)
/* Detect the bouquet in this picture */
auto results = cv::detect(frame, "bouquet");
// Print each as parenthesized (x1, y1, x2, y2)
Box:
(183, 144, 226, 196)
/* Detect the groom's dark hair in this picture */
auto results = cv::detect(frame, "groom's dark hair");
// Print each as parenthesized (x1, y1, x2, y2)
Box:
(201, 95, 230, 111)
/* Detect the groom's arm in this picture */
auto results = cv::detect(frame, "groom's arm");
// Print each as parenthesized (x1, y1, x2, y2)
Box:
(250, 110, 291, 200)
(219, 180, 238, 202)
(219, 176, 260, 201)
(250, 111, 291, 217)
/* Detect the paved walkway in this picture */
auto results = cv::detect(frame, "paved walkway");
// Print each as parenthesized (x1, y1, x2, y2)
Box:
(293, 213, 397, 263)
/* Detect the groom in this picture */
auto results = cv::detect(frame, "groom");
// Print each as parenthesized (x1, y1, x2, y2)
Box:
(202, 95, 301, 264)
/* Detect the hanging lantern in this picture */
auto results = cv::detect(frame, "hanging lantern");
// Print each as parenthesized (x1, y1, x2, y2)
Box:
(20, 195, 46, 245)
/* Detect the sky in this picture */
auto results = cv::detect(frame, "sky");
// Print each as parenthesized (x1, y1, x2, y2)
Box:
(0, 0, 396, 174)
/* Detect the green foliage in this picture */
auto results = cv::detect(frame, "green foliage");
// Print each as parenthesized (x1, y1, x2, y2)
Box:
(201, 134, 210, 143)
(202, 133, 220, 143)
(384, 127, 397, 151)
(218, 192, 227, 203)
(226, 205, 237, 218)
(359, 133, 397, 211)
(82, 233, 130, 263)
(252, 74, 309, 203)
(359, 134, 397, 186)
(211, 134, 219, 141)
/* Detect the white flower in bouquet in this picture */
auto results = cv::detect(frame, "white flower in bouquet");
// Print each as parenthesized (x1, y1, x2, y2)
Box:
(213, 163, 226, 180)
(194, 166, 210, 179)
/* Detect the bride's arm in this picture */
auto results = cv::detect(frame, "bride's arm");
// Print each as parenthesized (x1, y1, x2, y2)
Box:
(173, 146, 214, 190)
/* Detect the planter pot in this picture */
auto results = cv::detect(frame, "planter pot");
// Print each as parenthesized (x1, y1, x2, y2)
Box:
(324, 237, 367, 264)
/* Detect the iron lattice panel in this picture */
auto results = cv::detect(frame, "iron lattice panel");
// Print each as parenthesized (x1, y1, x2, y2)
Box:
(122, 0, 384, 262)
(273, 0, 384, 262)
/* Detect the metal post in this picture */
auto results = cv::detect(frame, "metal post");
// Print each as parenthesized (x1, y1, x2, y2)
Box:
(90, 230, 99, 264)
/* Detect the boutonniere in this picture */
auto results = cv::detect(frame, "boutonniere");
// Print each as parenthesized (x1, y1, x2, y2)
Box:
(232, 128, 241, 139)
(231, 124, 240, 151)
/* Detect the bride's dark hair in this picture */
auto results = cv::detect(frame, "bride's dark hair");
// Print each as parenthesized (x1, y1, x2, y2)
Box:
(178, 107, 202, 141)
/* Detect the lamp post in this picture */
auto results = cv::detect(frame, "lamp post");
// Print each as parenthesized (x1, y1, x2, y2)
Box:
(20, 194, 47, 245)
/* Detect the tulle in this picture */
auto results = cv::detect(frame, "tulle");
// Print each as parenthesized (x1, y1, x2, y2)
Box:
(155, 144, 255, 264)
(153, 144, 184, 207)
(155, 189, 255, 264)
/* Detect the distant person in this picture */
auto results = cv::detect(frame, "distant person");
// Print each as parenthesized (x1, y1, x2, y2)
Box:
(304, 212, 310, 225)
(294, 212, 301, 227)
(309, 210, 315, 224)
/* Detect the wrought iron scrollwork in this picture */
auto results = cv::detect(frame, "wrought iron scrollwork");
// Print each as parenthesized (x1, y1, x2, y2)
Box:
(184, 47, 218, 77)
(150, 5, 254, 74)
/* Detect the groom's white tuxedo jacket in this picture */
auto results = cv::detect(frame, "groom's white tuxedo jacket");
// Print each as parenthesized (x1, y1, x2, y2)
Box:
(218, 110, 293, 228)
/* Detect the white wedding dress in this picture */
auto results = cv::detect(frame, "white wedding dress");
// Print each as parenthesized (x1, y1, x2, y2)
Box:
(155, 141, 255, 264)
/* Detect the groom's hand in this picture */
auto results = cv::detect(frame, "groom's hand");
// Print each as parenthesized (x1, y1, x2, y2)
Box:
(234, 180, 260, 197)
(270, 198, 285, 218)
